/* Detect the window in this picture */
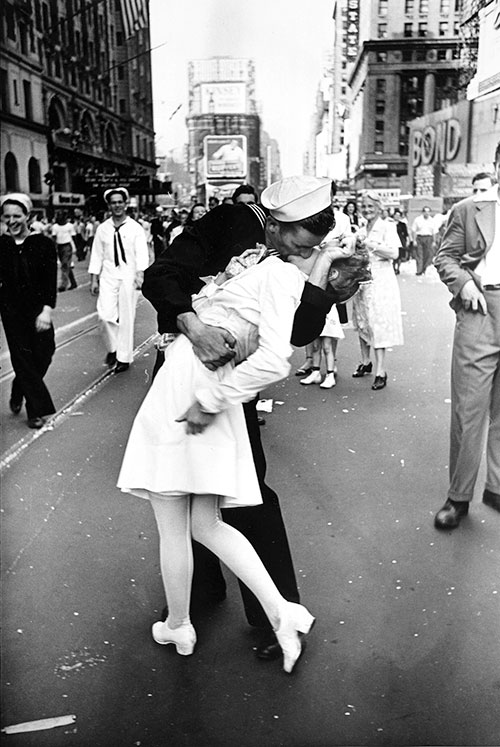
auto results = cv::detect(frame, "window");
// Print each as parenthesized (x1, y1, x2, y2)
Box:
(13, 79, 19, 106)
(440, 0, 450, 12)
(378, 23, 387, 38)
(374, 139, 384, 154)
(378, 0, 388, 15)
(375, 120, 385, 134)
(419, 0, 429, 11)
(23, 80, 32, 120)
(0, 69, 9, 112)
(453, 20, 460, 34)
(376, 100, 386, 115)
(402, 49, 413, 61)
(437, 49, 447, 60)
(405, 0, 414, 12)
(116, 31, 123, 46)
(418, 22, 427, 36)
(5, 4, 16, 39)
(42, 2, 49, 31)
(376, 51, 387, 62)
(376, 78, 386, 94)
(19, 24, 28, 55)
(416, 48, 427, 61)
(28, 157, 42, 193)
(404, 23, 413, 37)
(119, 98, 126, 113)
(439, 21, 448, 36)
(118, 65, 124, 80)
(455, 0, 463, 11)
(4, 152, 20, 192)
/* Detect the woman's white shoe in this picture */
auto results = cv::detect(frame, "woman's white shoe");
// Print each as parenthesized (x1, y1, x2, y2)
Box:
(300, 370, 322, 386)
(151, 620, 197, 655)
(274, 602, 316, 673)
(319, 372, 336, 389)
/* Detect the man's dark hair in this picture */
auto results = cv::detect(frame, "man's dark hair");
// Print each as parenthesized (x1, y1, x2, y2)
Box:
(293, 205, 335, 236)
(495, 141, 500, 164)
(472, 171, 494, 184)
(233, 184, 257, 201)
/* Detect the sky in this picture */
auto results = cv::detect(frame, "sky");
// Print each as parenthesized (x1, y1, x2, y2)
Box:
(149, 0, 334, 176)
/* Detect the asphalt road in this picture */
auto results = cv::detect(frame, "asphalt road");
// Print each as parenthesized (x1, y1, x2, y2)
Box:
(1, 262, 499, 747)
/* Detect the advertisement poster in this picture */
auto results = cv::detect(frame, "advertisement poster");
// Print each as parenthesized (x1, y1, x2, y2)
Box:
(205, 135, 247, 179)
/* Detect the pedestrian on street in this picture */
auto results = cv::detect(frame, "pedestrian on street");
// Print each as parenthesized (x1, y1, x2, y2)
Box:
(88, 188, 149, 373)
(141, 176, 355, 662)
(233, 184, 258, 205)
(433, 141, 500, 530)
(51, 211, 78, 291)
(351, 190, 404, 390)
(411, 205, 437, 276)
(0, 193, 57, 429)
(392, 208, 410, 273)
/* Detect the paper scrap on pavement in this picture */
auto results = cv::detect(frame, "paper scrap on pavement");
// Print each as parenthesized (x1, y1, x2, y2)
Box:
(256, 399, 273, 413)
(1, 715, 76, 734)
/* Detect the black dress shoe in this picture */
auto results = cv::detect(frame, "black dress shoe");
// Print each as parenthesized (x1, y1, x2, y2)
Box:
(27, 417, 45, 429)
(257, 416, 266, 426)
(371, 374, 387, 390)
(255, 629, 305, 661)
(105, 352, 117, 367)
(352, 362, 372, 377)
(483, 489, 500, 512)
(114, 361, 130, 373)
(434, 499, 469, 530)
(9, 397, 23, 415)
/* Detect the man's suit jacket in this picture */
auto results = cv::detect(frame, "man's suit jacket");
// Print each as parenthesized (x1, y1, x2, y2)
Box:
(434, 192, 496, 310)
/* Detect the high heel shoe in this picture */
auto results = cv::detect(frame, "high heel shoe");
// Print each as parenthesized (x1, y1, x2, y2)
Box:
(151, 620, 197, 655)
(274, 602, 315, 674)
(371, 373, 387, 390)
(352, 362, 372, 377)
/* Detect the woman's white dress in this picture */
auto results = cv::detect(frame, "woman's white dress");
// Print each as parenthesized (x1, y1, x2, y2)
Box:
(117, 257, 306, 508)
(352, 218, 404, 348)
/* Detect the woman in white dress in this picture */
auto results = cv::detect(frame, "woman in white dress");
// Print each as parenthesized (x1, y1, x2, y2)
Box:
(351, 191, 404, 390)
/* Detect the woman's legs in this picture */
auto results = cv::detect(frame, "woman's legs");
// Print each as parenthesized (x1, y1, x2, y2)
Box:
(359, 337, 371, 365)
(150, 494, 193, 628)
(374, 347, 386, 377)
(321, 337, 336, 372)
(191, 494, 284, 629)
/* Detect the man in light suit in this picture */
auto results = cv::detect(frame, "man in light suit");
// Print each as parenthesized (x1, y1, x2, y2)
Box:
(433, 141, 500, 529)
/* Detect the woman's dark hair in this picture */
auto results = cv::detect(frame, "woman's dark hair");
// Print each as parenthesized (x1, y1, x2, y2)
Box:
(327, 245, 372, 303)
(1, 198, 29, 215)
(293, 205, 335, 237)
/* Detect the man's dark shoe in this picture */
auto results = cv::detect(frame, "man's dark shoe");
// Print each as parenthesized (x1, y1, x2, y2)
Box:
(483, 489, 500, 513)
(9, 397, 23, 415)
(257, 416, 266, 426)
(254, 629, 305, 661)
(105, 352, 117, 367)
(27, 417, 45, 429)
(434, 499, 469, 530)
(114, 361, 130, 373)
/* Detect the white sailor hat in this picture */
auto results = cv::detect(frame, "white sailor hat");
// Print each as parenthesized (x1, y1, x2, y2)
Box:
(261, 176, 333, 222)
(103, 187, 130, 203)
(0, 192, 33, 214)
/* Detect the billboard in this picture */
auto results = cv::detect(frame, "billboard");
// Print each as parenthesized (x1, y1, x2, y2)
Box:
(205, 135, 247, 179)
(200, 82, 247, 114)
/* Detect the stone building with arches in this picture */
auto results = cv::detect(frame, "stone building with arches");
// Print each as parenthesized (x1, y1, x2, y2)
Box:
(1, 0, 156, 214)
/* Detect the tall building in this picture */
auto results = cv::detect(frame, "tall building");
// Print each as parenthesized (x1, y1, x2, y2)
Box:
(347, 0, 464, 193)
(1, 0, 156, 213)
(186, 56, 266, 203)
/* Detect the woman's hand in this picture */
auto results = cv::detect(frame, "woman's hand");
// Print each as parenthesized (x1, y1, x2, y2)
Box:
(176, 401, 215, 434)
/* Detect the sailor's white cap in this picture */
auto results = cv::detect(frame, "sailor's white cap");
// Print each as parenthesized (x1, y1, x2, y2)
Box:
(261, 176, 333, 222)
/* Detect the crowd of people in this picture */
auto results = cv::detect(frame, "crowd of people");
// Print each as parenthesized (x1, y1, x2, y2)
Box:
(1, 148, 499, 676)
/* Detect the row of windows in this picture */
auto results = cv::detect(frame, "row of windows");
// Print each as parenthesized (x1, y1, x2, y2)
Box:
(400, 0, 462, 13)
(4, 153, 42, 194)
(374, 47, 461, 63)
(377, 20, 460, 38)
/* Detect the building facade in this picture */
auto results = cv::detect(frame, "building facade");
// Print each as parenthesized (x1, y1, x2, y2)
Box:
(347, 0, 464, 193)
(186, 56, 269, 203)
(1, 0, 156, 214)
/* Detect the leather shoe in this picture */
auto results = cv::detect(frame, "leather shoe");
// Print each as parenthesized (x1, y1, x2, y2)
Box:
(434, 499, 469, 530)
(9, 397, 23, 415)
(483, 489, 500, 512)
(352, 362, 372, 377)
(27, 417, 45, 429)
(105, 352, 117, 367)
(257, 416, 266, 426)
(371, 374, 387, 390)
(114, 361, 130, 373)
(254, 629, 305, 661)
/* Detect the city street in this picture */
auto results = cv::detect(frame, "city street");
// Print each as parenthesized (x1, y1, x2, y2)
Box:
(1, 264, 499, 747)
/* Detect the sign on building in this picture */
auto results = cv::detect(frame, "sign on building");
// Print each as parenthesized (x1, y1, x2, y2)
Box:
(205, 135, 247, 179)
(52, 192, 86, 207)
(200, 82, 247, 114)
(345, 0, 360, 61)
